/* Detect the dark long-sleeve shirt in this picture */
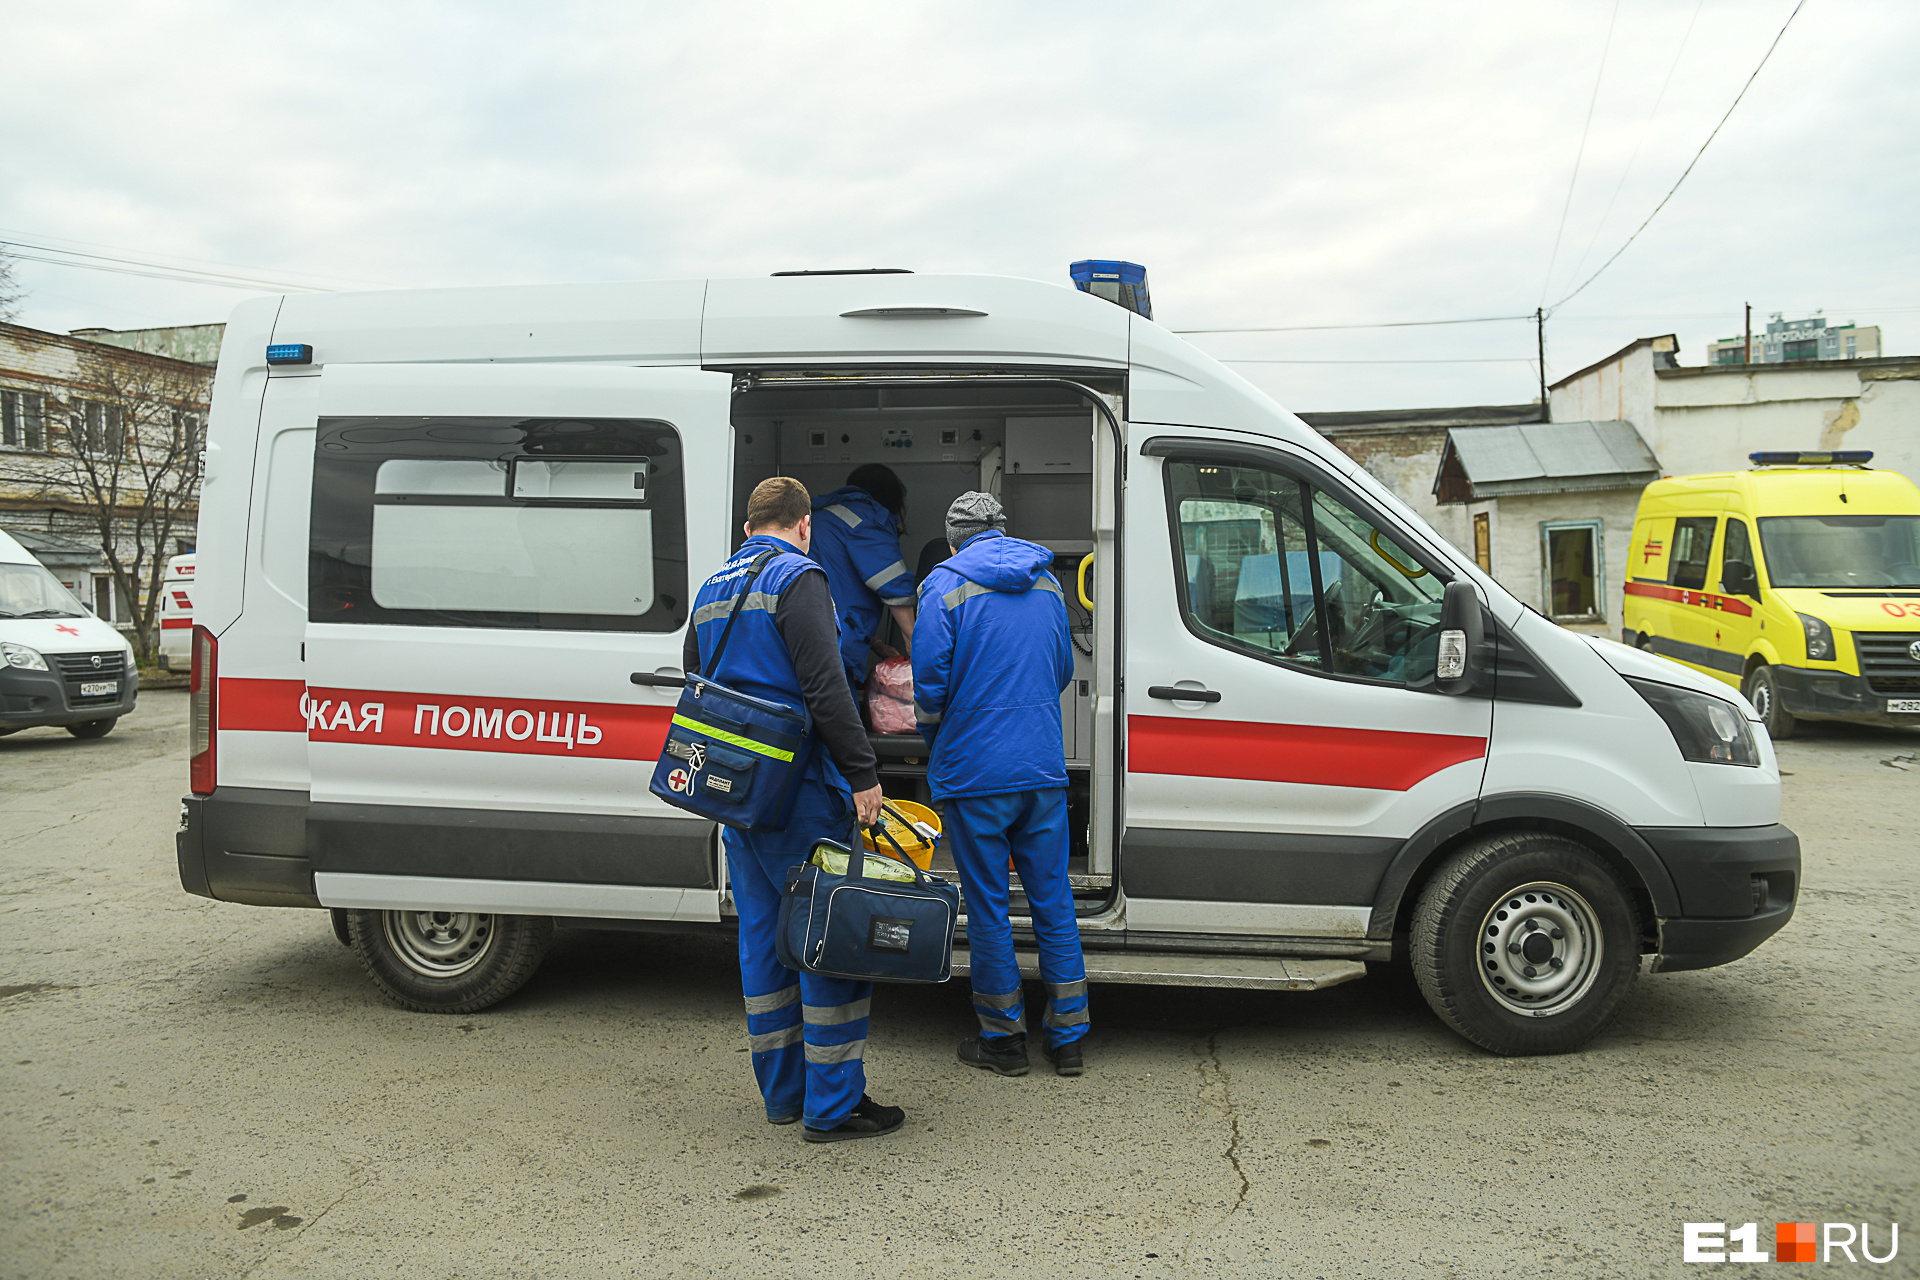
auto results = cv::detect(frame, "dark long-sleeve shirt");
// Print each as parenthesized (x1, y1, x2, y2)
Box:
(683, 567, 879, 792)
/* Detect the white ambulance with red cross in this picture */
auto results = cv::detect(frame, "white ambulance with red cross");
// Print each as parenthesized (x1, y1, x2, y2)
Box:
(157, 553, 195, 672)
(176, 269, 1798, 1055)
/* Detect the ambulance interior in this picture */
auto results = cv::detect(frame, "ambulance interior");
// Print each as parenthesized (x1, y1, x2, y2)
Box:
(730, 381, 1110, 905)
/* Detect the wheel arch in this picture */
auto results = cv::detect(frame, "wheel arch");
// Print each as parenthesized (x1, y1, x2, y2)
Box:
(1370, 793, 1680, 947)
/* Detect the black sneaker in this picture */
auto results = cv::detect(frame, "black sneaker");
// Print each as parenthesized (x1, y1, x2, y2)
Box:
(802, 1095, 905, 1144)
(1043, 1041, 1085, 1077)
(956, 1035, 1030, 1077)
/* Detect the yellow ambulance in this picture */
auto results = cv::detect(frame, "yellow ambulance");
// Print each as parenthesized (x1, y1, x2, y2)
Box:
(1624, 450, 1920, 738)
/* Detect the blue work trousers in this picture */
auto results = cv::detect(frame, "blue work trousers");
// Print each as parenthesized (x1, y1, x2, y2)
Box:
(945, 787, 1090, 1050)
(724, 778, 871, 1129)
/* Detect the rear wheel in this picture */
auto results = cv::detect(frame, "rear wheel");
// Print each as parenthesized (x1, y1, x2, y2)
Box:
(1743, 664, 1797, 740)
(346, 909, 553, 1013)
(1410, 831, 1641, 1055)
(66, 718, 117, 739)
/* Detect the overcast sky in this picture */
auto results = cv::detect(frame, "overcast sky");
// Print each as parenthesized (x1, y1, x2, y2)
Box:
(4, 0, 1913, 411)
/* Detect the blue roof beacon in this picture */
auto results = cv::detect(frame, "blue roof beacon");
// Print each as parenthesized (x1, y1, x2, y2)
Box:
(1070, 260, 1152, 321)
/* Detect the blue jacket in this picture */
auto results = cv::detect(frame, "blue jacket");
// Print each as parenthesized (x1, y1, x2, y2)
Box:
(690, 535, 844, 789)
(912, 530, 1073, 800)
(810, 487, 915, 682)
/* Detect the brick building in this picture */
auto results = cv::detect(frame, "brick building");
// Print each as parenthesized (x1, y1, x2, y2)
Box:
(0, 323, 212, 647)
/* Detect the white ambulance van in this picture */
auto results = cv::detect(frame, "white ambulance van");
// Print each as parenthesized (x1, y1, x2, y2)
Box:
(176, 271, 1798, 1055)
(157, 553, 196, 672)
(1, 529, 139, 739)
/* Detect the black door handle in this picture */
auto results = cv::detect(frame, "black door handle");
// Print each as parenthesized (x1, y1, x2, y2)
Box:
(630, 672, 687, 687)
(1148, 685, 1221, 703)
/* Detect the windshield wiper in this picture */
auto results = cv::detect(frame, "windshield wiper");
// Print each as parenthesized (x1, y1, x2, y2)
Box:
(16, 609, 85, 619)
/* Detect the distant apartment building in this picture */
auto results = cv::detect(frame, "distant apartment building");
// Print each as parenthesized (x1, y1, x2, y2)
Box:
(1704, 314, 1881, 365)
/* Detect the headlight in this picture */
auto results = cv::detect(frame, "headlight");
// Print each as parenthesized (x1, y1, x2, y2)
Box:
(1625, 676, 1760, 766)
(1, 642, 49, 671)
(1796, 612, 1835, 662)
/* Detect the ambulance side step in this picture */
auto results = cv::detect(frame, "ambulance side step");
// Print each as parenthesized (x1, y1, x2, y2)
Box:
(950, 948, 1367, 991)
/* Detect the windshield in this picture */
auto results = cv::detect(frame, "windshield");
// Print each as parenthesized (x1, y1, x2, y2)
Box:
(0, 562, 90, 619)
(1758, 515, 1920, 589)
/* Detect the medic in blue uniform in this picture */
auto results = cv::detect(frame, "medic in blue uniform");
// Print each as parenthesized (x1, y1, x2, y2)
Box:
(912, 491, 1090, 1077)
(683, 476, 905, 1142)
(809, 465, 918, 689)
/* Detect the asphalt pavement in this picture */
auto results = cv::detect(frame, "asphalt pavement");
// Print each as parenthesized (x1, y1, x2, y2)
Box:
(2, 693, 1915, 1278)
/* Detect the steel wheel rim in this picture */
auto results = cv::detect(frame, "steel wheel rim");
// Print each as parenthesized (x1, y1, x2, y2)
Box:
(1750, 675, 1773, 721)
(383, 910, 496, 978)
(1476, 881, 1602, 1016)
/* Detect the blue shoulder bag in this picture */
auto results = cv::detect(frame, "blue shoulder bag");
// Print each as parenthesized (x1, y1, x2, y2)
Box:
(776, 824, 961, 985)
(649, 550, 816, 832)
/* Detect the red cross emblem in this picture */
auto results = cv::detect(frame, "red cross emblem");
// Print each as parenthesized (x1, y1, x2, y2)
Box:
(55, 624, 80, 636)
(667, 768, 691, 793)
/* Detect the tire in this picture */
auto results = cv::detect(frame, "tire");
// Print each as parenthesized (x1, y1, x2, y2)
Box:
(66, 718, 117, 739)
(1743, 664, 1797, 741)
(345, 909, 553, 1014)
(1410, 831, 1641, 1056)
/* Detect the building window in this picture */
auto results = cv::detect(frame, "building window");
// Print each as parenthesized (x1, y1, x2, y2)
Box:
(1473, 512, 1491, 571)
(2, 390, 46, 450)
(1782, 339, 1818, 362)
(1540, 519, 1605, 622)
(1846, 336, 1857, 356)
(71, 401, 124, 455)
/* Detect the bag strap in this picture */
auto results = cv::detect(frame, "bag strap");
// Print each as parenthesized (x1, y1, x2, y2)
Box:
(853, 818, 932, 887)
(703, 548, 781, 682)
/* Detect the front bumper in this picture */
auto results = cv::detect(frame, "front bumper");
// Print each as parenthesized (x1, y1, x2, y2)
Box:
(0, 663, 139, 729)
(1772, 665, 1920, 726)
(1639, 823, 1800, 972)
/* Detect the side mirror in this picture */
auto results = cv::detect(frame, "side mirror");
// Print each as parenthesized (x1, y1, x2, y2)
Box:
(1723, 562, 1760, 599)
(1435, 579, 1485, 696)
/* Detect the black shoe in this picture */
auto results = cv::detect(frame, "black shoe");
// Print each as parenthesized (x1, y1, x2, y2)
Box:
(802, 1095, 905, 1144)
(1043, 1041, 1085, 1077)
(956, 1035, 1030, 1077)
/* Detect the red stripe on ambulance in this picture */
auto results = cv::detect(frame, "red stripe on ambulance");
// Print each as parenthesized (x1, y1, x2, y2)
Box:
(1128, 715, 1486, 792)
(1623, 581, 1754, 617)
(217, 678, 672, 759)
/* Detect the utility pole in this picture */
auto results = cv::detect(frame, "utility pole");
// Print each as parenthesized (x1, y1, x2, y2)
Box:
(1744, 301, 1753, 365)
(1536, 307, 1548, 419)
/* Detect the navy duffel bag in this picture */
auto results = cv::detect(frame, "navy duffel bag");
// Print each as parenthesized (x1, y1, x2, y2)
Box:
(777, 830, 960, 985)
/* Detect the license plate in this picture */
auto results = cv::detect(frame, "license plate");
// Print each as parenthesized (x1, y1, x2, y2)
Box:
(80, 681, 118, 697)
(1889, 699, 1920, 714)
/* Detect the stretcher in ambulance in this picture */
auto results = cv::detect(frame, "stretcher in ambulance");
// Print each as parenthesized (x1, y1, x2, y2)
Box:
(176, 270, 1798, 1055)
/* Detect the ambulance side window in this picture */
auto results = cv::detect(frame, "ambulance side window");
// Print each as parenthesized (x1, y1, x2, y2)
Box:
(309, 416, 687, 632)
(1669, 517, 1717, 590)
(1166, 457, 1447, 685)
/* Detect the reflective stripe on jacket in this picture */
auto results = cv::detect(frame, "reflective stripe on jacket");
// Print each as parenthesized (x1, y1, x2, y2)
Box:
(912, 529, 1073, 800)
(692, 535, 841, 787)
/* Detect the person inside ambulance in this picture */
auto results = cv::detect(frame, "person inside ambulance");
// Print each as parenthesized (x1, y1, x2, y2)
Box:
(809, 465, 918, 689)
(912, 491, 1090, 1077)
(682, 476, 903, 1143)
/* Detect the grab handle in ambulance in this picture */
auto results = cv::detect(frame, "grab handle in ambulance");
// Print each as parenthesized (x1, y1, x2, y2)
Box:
(1077, 553, 1095, 611)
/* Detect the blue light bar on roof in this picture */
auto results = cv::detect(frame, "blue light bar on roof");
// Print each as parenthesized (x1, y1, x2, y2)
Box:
(1070, 259, 1152, 320)
(1749, 450, 1874, 467)
(265, 343, 313, 366)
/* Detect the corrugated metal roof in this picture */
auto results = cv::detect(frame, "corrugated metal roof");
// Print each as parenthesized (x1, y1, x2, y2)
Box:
(1433, 419, 1660, 500)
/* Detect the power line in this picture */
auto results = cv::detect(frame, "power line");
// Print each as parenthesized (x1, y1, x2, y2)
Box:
(1562, 0, 1705, 291)
(1549, 0, 1809, 312)
(1540, 0, 1623, 306)
(0, 227, 392, 290)
(2, 242, 340, 293)
(1173, 314, 1532, 335)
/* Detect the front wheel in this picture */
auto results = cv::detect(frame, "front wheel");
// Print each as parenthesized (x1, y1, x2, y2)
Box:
(1410, 832, 1641, 1055)
(346, 909, 553, 1013)
(1743, 664, 1797, 740)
